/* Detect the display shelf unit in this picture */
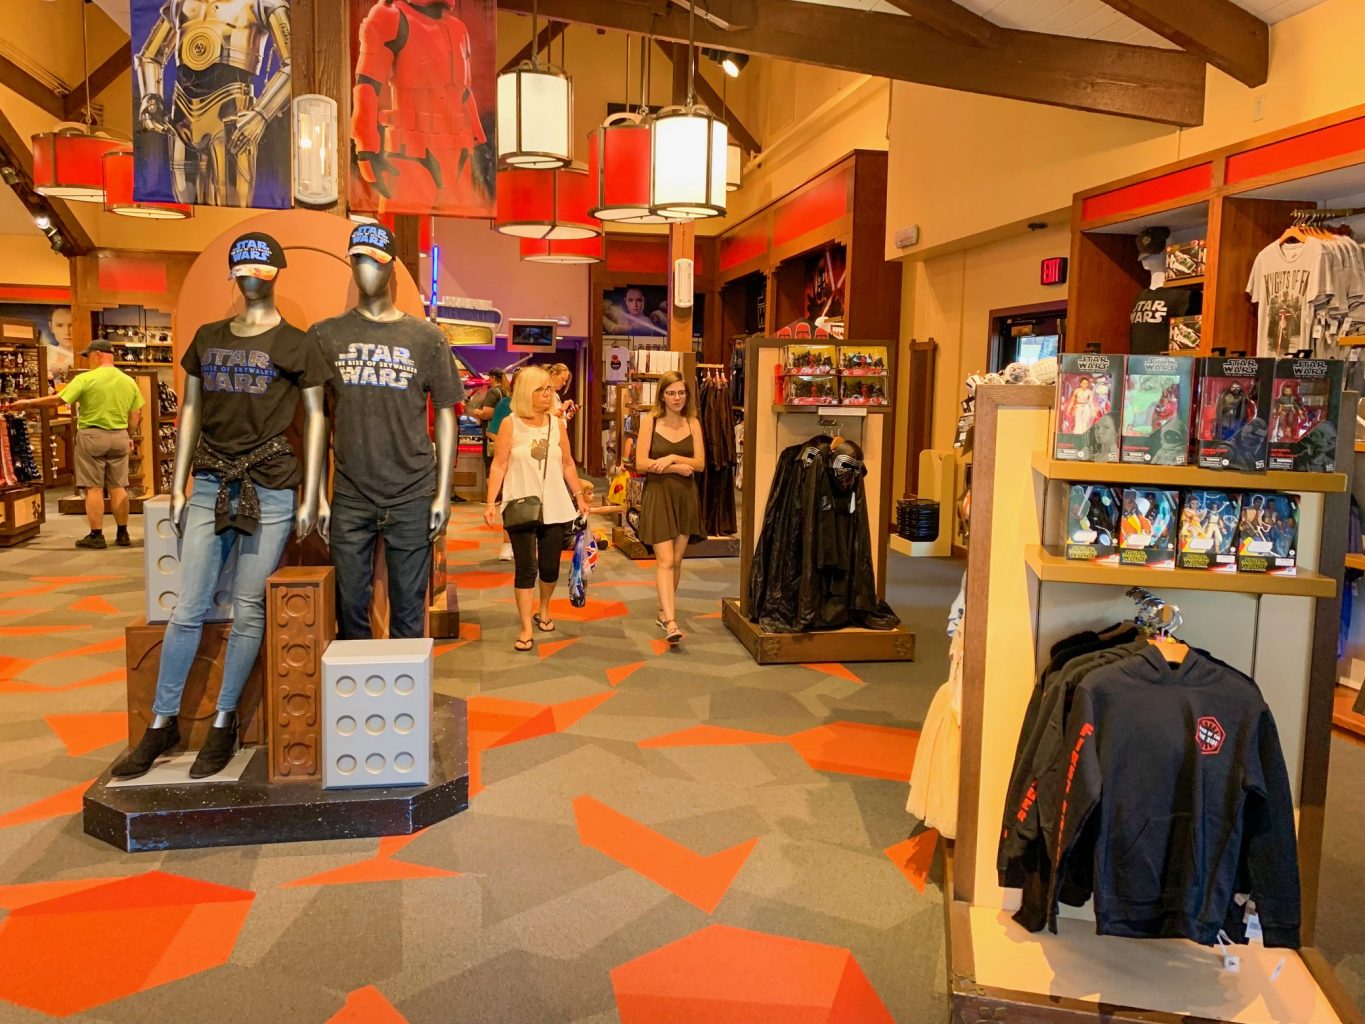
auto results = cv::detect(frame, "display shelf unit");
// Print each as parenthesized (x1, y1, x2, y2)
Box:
(57, 368, 166, 518)
(947, 383, 1361, 1024)
(723, 336, 913, 664)
(1032, 451, 1348, 493)
(0, 319, 49, 546)
(1069, 104, 1365, 356)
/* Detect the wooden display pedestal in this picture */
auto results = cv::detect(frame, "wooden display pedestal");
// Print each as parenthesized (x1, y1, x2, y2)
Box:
(612, 526, 740, 560)
(0, 485, 44, 547)
(721, 597, 914, 664)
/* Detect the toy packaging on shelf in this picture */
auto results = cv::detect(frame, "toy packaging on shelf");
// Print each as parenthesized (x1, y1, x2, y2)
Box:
(837, 345, 888, 374)
(1120, 354, 1193, 465)
(1164, 239, 1206, 281)
(1054, 353, 1123, 462)
(782, 374, 838, 405)
(1168, 315, 1202, 352)
(1194, 357, 1273, 471)
(782, 344, 837, 376)
(1267, 359, 1344, 472)
(1065, 484, 1120, 562)
(1118, 488, 1178, 567)
(1236, 491, 1299, 574)
(1176, 489, 1241, 571)
(838, 375, 888, 405)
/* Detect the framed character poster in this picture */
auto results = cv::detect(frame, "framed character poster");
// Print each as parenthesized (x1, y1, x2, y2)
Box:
(349, 0, 497, 218)
(129, 0, 293, 209)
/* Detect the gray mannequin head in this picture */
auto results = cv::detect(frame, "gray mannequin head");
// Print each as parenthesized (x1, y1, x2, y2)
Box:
(351, 254, 394, 298)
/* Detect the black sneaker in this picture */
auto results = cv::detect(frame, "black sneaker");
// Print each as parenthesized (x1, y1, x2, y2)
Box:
(111, 720, 181, 779)
(115, 529, 131, 547)
(189, 715, 238, 779)
(76, 533, 107, 550)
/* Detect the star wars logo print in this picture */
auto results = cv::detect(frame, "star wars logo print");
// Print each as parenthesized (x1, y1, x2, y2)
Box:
(201, 348, 276, 394)
(335, 343, 416, 390)
(1131, 298, 1169, 324)
(230, 238, 274, 265)
(1196, 716, 1225, 755)
(351, 224, 393, 250)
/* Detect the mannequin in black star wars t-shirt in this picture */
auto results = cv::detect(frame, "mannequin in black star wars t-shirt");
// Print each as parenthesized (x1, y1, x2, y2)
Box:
(112, 232, 332, 781)
(1129, 226, 1200, 354)
(312, 224, 462, 640)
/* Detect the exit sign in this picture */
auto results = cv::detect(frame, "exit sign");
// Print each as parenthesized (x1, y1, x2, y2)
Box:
(1040, 257, 1069, 286)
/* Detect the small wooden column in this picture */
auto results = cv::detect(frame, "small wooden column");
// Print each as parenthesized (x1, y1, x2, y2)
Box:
(265, 566, 337, 782)
(668, 221, 696, 352)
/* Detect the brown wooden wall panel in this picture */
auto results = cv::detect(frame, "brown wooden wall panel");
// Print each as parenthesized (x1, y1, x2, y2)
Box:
(265, 566, 337, 782)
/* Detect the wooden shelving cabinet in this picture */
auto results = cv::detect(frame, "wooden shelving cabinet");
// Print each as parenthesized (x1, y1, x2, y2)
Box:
(0, 318, 49, 546)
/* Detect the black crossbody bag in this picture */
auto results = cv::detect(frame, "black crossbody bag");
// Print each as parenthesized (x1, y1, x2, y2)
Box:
(501, 419, 552, 530)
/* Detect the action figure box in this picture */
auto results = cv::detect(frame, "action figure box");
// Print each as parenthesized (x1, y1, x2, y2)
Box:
(1169, 315, 1202, 352)
(1177, 490, 1241, 571)
(1165, 239, 1207, 282)
(1268, 359, 1344, 472)
(838, 345, 888, 375)
(1235, 492, 1299, 574)
(1065, 484, 1120, 562)
(1120, 354, 1193, 465)
(1194, 357, 1273, 471)
(782, 344, 836, 376)
(839, 375, 888, 405)
(783, 374, 838, 405)
(1054, 353, 1122, 462)
(1118, 489, 1178, 567)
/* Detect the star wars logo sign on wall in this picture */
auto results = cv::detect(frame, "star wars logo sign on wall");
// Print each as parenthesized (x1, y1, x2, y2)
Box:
(1196, 716, 1225, 755)
(349, 0, 497, 218)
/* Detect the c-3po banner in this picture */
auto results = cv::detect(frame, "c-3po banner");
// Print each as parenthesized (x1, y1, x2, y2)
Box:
(131, 0, 293, 209)
(348, 0, 497, 218)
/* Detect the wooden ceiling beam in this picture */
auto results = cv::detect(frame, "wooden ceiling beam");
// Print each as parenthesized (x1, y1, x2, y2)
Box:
(672, 0, 757, 31)
(654, 39, 761, 153)
(1096, 0, 1267, 87)
(498, 0, 1206, 126)
(0, 106, 93, 256)
(64, 47, 133, 122)
(0, 54, 64, 120)
(499, 21, 569, 74)
(878, 0, 999, 47)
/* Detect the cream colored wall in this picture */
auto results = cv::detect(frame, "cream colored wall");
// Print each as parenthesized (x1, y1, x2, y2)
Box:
(0, 234, 72, 287)
(886, 0, 1365, 260)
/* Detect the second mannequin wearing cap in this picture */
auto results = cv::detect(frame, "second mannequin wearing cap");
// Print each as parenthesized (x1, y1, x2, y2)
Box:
(309, 223, 464, 641)
(111, 231, 333, 782)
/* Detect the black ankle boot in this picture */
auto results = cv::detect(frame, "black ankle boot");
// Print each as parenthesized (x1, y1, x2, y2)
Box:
(189, 715, 238, 779)
(111, 720, 181, 779)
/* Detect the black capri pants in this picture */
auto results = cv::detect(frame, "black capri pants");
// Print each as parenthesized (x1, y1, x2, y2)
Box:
(509, 521, 568, 589)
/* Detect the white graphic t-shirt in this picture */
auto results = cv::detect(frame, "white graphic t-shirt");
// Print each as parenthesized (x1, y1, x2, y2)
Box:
(1246, 239, 1331, 357)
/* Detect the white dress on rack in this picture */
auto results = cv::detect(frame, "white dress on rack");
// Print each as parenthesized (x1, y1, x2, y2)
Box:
(907, 627, 962, 838)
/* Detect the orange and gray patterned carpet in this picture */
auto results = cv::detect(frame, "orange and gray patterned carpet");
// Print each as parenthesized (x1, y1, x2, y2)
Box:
(1, 499, 1361, 1021)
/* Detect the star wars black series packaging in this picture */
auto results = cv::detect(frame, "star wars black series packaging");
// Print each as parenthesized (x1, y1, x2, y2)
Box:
(1120, 354, 1193, 465)
(1118, 488, 1179, 567)
(1177, 490, 1241, 571)
(1065, 484, 1120, 562)
(1054, 353, 1122, 462)
(1194, 357, 1273, 471)
(1168, 315, 1202, 351)
(1235, 492, 1299, 574)
(1267, 359, 1344, 472)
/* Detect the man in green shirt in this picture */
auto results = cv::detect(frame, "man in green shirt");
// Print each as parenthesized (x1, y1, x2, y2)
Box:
(14, 339, 144, 548)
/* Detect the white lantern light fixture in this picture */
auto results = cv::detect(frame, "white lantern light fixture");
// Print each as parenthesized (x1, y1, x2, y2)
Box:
(293, 94, 338, 205)
(496, 0, 572, 170)
(650, 12, 727, 221)
(726, 141, 742, 192)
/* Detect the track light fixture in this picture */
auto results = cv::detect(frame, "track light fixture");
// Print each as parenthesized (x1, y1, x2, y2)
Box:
(701, 48, 748, 77)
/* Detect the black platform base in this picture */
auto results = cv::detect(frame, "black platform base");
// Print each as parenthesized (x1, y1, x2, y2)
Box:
(83, 697, 469, 853)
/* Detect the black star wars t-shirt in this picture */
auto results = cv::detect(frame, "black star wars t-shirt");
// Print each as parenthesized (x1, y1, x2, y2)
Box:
(1129, 287, 1199, 354)
(309, 310, 464, 506)
(181, 318, 332, 490)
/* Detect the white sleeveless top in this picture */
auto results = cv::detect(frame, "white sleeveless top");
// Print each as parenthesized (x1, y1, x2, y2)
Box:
(502, 415, 577, 525)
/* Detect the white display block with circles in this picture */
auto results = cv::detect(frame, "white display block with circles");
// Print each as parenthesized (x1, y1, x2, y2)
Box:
(321, 638, 432, 789)
(142, 495, 236, 624)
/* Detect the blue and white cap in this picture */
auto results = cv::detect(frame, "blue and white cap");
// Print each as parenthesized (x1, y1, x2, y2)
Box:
(347, 223, 396, 265)
(228, 232, 286, 279)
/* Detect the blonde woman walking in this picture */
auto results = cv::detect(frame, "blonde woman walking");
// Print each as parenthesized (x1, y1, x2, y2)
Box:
(636, 370, 705, 645)
(484, 365, 590, 651)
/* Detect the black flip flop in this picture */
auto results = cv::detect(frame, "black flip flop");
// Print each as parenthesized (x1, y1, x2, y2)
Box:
(514, 637, 534, 652)
(533, 614, 556, 633)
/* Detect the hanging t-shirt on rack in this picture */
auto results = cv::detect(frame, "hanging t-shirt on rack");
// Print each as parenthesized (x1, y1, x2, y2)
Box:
(1246, 232, 1365, 357)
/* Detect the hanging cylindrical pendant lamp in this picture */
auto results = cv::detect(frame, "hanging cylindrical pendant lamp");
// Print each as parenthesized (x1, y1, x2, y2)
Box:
(496, 1, 572, 169)
(495, 166, 598, 240)
(651, 106, 727, 220)
(32, 126, 123, 203)
(520, 234, 603, 264)
(726, 141, 742, 192)
(588, 113, 664, 223)
(102, 149, 192, 219)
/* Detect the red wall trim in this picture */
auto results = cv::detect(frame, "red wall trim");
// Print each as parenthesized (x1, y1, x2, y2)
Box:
(0, 284, 72, 303)
(605, 237, 668, 275)
(772, 166, 851, 250)
(1225, 117, 1365, 185)
(720, 220, 768, 272)
(1081, 163, 1213, 223)
(98, 257, 168, 295)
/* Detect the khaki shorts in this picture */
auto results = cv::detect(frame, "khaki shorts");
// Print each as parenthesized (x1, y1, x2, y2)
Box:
(75, 428, 131, 490)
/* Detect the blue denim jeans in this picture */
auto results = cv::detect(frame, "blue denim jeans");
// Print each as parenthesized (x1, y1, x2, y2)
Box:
(151, 477, 295, 716)
(330, 491, 432, 641)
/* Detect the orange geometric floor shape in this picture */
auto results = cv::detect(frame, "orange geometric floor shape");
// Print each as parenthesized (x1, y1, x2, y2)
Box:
(538, 597, 629, 623)
(0, 778, 93, 828)
(0, 624, 85, 636)
(0, 655, 35, 682)
(450, 570, 515, 590)
(639, 725, 785, 749)
(801, 663, 864, 685)
(649, 639, 672, 656)
(45, 711, 128, 757)
(45, 636, 126, 662)
(327, 985, 410, 1023)
(0, 667, 125, 694)
(284, 845, 457, 888)
(466, 691, 615, 796)
(0, 871, 254, 1017)
(884, 829, 939, 894)
(0, 877, 127, 910)
(612, 924, 894, 1024)
(637, 721, 920, 781)
(71, 595, 121, 616)
(606, 661, 646, 686)
(537, 636, 581, 660)
(574, 796, 757, 914)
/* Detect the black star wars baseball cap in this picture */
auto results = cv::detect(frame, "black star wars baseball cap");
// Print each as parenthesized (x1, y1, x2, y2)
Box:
(348, 223, 397, 265)
(1136, 226, 1171, 257)
(228, 232, 287, 280)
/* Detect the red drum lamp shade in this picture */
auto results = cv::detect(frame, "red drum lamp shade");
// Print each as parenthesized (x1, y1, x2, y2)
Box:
(32, 128, 124, 202)
(519, 234, 603, 264)
(102, 149, 192, 219)
(495, 166, 598, 240)
(587, 114, 664, 224)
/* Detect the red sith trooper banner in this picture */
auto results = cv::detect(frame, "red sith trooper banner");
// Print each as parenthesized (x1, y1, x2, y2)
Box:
(349, 0, 497, 218)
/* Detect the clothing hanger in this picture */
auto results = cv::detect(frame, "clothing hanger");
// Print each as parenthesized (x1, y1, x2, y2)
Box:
(1126, 587, 1187, 665)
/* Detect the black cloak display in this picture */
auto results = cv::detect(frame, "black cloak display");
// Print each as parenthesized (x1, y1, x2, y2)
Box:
(748, 436, 900, 633)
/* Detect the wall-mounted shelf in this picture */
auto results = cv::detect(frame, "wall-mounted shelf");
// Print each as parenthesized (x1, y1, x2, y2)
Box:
(1025, 544, 1336, 598)
(1347, 553, 1365, 572)
(772, 403, 890, 414)
(1164, 275, 1204, 287)
(1031, 451, 1347, 493)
